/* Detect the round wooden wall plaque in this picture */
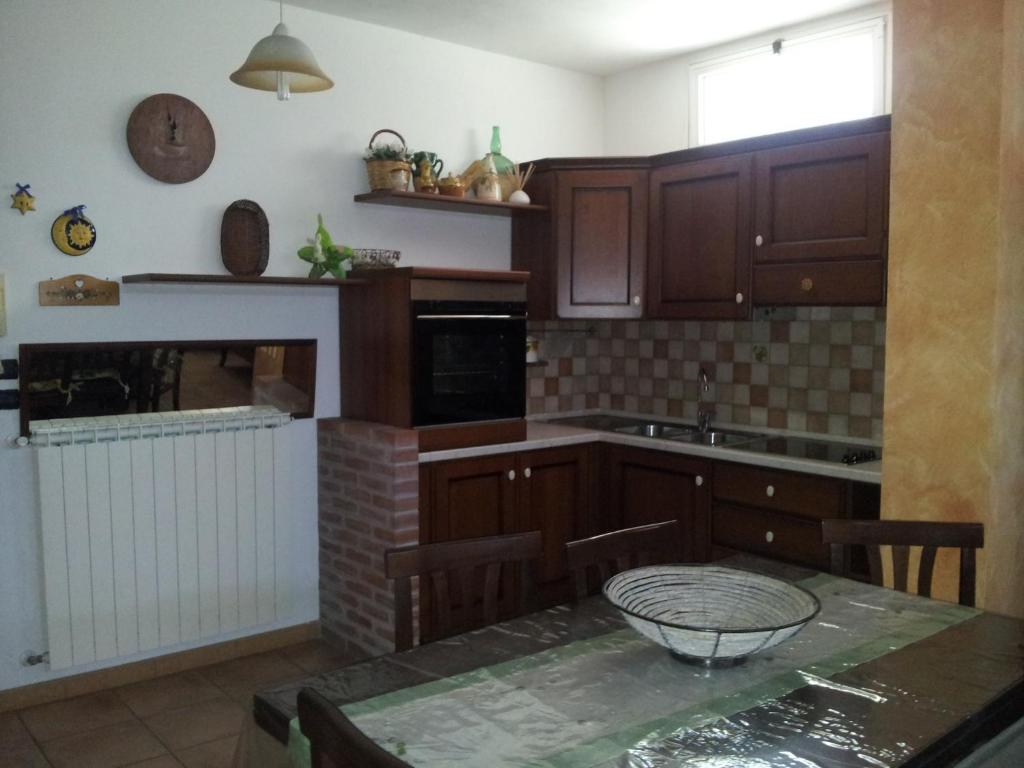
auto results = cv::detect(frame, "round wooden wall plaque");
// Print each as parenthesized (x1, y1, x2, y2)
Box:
(126, 93, 215, 183)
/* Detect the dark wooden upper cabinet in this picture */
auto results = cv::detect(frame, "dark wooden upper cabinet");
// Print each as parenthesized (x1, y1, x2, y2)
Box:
(513, 168, 648, 320)
(647, 154, 753, 319)
(752, 131, 890, 305)
(556, 170, 648, 318)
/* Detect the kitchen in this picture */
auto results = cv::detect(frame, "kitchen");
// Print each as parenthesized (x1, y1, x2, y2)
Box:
(0, 0, 1021, 766)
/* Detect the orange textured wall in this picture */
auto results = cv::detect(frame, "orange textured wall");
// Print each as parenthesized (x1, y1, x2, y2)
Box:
(883, 0, 1023, 613)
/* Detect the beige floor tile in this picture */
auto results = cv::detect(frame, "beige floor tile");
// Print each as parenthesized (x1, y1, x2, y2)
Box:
(19, 691, 136, 743)
(142, 699, 246, 752)
(124, 757, 184, 767)
(115, 672, 224, 718)
(174, 735, 240, 768)
(41, 720, 166, 768)
(197, 652, 303, 692)
(0, 742, 53, 767)
(0, 712, 36, 750)
(279, 640, 362, 675)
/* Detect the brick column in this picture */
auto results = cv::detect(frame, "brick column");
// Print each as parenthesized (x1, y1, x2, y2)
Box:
(317, 419, 419, 656)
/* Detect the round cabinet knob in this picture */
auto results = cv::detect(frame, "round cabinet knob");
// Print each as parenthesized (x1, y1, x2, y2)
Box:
(508, 470, 516, 481)
(524, 467, 532, 479)
(755, 235, 764, 247)
(632, 295, 641, 306)
(735, 292, 744, 304)
(765, 484, 775, 498)
(800, 277, 814, 292)
(695, 475, 704, 487)
(765, 530, 775, 543)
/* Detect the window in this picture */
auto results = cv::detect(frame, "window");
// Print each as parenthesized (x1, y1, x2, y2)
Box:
(690, 17, 887, 146)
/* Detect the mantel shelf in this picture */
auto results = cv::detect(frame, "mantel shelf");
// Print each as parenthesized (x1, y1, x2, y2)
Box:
(122, 273, 368, 287)
(354, 189, 548, 216)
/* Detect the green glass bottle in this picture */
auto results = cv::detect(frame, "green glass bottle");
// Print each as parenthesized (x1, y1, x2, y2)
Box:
(488, 126, 514, 174)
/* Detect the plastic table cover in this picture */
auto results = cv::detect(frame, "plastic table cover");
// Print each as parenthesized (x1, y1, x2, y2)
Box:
(261, 567, 1024, 768)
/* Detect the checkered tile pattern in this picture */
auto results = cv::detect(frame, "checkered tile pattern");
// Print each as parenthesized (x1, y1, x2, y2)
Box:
(526, 307, 885, 440)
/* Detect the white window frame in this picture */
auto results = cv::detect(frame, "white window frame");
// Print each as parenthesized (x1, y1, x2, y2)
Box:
(688, 16, 888, 147)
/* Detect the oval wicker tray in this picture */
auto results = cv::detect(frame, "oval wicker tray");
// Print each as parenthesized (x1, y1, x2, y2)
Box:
(221, 200, 269, 276)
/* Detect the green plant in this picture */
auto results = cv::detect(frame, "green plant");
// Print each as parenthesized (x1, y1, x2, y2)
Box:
(363, 143, 409, 161)
(297, 214, 354, 279)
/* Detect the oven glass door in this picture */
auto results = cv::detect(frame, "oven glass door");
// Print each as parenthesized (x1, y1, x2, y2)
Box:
(412, 313, 525, 427)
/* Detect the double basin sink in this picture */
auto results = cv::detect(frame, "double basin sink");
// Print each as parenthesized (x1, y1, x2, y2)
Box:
(548, 414, 764, 447)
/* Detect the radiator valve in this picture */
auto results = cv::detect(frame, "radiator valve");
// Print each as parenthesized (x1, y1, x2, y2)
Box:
(21, 650, 49, 667)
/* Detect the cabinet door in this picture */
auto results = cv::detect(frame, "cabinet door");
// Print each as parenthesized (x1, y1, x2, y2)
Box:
(514, 445, 589, 606)
(648, 155, 752, 319)
(602, 445, 711, 561)
(753, 132, 889, 264)
(556, 170, 648, 319)
(425, 454, 517, 543)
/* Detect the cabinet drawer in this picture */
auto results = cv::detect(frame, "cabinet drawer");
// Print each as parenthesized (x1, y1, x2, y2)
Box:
(752, 260, 885, 305)
(713, 462, 844, 520)
(712, 505, 828, 569)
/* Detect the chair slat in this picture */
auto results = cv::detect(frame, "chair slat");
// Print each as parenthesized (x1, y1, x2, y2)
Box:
(392, 576, 413, 653)
(432, 569, 452, 639)
(482, 562, 501, 625)
(917, 546, 937, 598)
(866, 544, 884, 587)
(891, 545, 910, 593)
(960, 547, 977, 608)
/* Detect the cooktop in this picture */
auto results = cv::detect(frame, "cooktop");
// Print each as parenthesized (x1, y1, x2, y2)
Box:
(730, 436, 881, 465)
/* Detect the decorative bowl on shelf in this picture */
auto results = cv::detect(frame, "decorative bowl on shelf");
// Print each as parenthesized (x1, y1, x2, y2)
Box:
(603, 565, 820, 665)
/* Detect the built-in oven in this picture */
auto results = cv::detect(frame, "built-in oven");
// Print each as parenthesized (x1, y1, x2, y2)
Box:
(411, 281, 526, 427)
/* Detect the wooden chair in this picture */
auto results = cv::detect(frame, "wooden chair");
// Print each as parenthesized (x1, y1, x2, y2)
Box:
(821, 519, 984, 606)
(297, 687, 411, 768)
(384, 531, 543, 652)
(565, 520, 684, 601)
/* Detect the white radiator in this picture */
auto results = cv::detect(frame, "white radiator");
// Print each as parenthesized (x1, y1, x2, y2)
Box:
(31, 407, 293, 670)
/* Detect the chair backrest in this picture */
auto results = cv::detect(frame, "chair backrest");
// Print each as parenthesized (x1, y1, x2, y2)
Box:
(297, 687, 411, 768)
(565, 520, 683, 601)
(821, 519, 984, 606)
(384, 531, 543, 651)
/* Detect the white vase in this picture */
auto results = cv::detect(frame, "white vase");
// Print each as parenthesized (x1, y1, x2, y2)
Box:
(509, 189, 531, 205)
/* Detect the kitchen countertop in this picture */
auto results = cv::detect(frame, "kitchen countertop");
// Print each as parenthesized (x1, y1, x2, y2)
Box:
(419, 411, 882, 484)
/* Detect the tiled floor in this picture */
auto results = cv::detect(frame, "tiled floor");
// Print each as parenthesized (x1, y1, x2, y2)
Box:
(0, 640, 360, 768)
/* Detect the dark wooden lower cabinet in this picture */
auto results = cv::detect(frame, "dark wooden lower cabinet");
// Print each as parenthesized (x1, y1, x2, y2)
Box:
(419, 444, 590, 612)
(418, 447, 880, 626)
(600, 444, 712, 562)
(709, 461, 880, 574)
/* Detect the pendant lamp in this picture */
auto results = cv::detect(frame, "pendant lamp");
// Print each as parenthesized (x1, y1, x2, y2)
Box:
(230, 1, 333, 101)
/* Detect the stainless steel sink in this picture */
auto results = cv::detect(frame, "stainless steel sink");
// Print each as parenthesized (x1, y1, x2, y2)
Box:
(670, 430, 763, 446)
(613, 423, 695, 439)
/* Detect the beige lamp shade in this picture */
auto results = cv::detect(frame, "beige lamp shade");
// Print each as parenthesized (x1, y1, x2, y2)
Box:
(230, 23, 333, 94)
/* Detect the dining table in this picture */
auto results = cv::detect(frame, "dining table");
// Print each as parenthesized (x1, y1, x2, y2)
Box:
(240, 555, 1024, 767)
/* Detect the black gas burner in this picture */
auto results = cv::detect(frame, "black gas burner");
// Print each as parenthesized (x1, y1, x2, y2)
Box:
(731, 436, 881, 464)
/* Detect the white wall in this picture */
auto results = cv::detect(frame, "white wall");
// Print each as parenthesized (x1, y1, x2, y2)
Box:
(0, 0, 604, 691)
(604, 2, 892, 155)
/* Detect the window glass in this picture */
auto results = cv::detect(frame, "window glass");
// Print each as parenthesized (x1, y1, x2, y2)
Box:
(692, 18, 886, 146)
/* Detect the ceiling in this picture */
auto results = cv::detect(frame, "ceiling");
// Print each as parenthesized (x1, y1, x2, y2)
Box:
(285, 0, 878, 76)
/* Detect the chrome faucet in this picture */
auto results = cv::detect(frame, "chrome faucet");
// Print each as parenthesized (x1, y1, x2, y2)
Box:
(697, 367, 715, 433)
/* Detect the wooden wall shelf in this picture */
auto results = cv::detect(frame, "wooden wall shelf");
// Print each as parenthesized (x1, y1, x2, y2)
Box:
(354, 190, 549, 217)
(122, 273, 368, 287)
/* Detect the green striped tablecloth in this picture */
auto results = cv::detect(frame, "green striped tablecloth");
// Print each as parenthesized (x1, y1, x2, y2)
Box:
(286, 573, 977, 767)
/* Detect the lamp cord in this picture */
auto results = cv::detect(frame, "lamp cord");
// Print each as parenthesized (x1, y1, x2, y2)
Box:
(279, 0, 283, 24)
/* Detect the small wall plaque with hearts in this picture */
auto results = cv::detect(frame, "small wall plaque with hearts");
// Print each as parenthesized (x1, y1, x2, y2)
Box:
(39, 274, 120, 306)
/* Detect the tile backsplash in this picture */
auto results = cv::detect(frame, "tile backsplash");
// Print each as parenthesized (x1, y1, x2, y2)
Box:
(526, 307, 885, 441)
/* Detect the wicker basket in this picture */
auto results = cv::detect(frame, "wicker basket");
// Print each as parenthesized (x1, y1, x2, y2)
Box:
(365, 129, 412, 192)
(220, 199, 269, 276)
